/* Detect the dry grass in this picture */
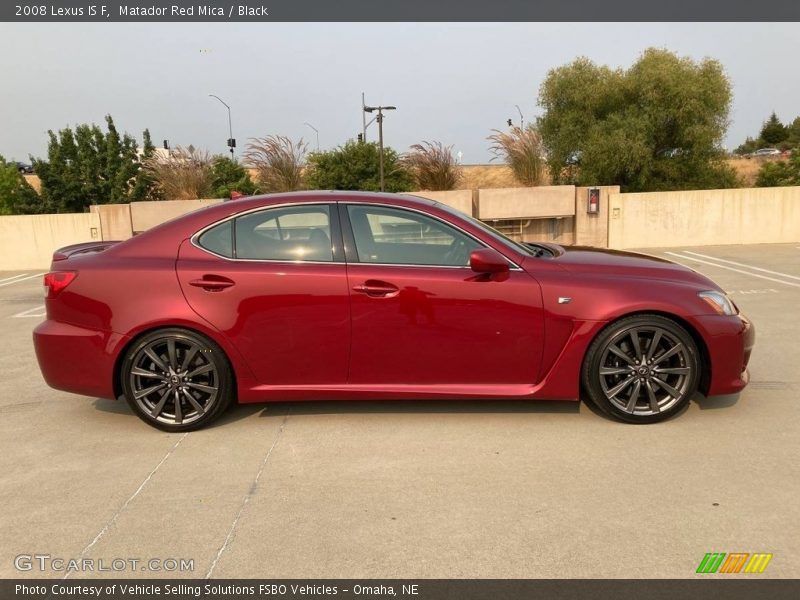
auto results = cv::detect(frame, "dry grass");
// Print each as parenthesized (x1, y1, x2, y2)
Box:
(143, 146, 214, 200)
(726, 156, 780, 187)
(488, 126, 547, 186)
(243, 136, 307, 193)
(400, 141, 463, 191)
(23, 174, 41, 192)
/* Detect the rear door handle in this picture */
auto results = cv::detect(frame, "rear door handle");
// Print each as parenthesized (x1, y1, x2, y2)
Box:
(352, 280, 399, 298)
(189, 275, 235, 292)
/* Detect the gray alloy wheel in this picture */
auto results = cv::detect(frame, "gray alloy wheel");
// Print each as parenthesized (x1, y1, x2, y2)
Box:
(121, 328, 233, 431)
(582, 315, 700, 424)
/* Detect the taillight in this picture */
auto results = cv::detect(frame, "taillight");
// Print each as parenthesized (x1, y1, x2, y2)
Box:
(43, 271, 77, 299)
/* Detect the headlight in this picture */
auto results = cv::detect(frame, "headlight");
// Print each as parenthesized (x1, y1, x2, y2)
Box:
(698, 291, 738, 316)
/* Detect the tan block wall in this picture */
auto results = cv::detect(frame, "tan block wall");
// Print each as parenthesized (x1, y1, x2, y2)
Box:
(0, 213, 101, 270)
(608, 186, 800, 249)
(90, 204, 133, 241)
(476, 186, 576, 220)
(130, 199, 223, 233)
(406, 190, 474, 216)
(574, 185, 619, 248)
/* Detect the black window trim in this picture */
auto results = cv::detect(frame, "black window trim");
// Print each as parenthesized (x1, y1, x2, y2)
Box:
(191, 201, 345, 264)
(337, 202, 522, 270)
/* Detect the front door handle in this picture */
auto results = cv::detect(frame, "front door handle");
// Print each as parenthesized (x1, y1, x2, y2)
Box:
(352, 280, 399, 298)
(189, 275, 235, 292)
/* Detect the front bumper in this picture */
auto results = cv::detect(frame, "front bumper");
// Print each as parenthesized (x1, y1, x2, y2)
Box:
(692, 312, 755, 396)
(33, 320, 128, 400)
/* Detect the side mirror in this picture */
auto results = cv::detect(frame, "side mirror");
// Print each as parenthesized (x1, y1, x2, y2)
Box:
(470, 248, 510, 274)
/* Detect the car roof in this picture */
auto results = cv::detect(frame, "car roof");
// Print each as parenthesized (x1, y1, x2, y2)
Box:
(111, 191, 444, 257)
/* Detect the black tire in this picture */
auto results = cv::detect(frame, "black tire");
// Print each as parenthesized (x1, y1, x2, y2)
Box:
(582, 315, 700, 424)
(121, 328, 234, 431)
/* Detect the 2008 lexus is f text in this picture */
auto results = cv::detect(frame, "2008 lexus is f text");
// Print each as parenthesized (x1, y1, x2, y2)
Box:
(33, 191, 755, 431)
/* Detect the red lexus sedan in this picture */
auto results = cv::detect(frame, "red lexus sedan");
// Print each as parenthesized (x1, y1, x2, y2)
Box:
(33, 191, 754, 431)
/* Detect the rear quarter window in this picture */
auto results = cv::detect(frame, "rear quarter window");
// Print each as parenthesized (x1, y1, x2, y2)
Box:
(197, 220, 233, 258)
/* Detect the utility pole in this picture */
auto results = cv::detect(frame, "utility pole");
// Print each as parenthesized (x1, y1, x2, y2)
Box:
(304, 122, 320, 152)
(363, 105, 396, 192)
(362, 93, 367, 142)
(209, 94, 235, 159)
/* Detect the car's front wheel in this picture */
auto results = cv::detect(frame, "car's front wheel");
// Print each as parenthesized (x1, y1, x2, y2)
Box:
(582, 315, 700, 424)
(121, 328, 234, 431)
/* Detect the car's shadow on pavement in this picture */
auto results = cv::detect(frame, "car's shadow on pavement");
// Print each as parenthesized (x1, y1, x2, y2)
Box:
(253, 399, 581, 417)
(91, 397, 267, 428)
(93, 393, 738, 428)
(693, 393, 740, 410)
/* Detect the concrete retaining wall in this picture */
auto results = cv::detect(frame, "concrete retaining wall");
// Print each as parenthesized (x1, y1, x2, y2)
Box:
(130, 199, 223, 233)
(608, 186, 800, 249)
(90, 204, 133, 241)
(0, 213, 101, 270)
(574, 186, 619, 248)
(408, 190, 474, 216)
(476, 186, 576, 220)
(4, 185, 798, 271)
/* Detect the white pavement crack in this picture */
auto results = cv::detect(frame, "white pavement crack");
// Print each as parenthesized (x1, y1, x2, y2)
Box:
(205, 411, 291, 579)
(63, 432, 189, 580)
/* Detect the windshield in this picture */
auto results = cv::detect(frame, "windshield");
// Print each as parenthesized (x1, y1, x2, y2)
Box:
(433, 202, 545, 256)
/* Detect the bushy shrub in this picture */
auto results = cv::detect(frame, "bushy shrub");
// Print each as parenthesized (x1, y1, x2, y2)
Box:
(210, 157, 257, 198)
(305, 140, 412, 192)
(755, 154, 800, 187)
(0, 156, 50, 214)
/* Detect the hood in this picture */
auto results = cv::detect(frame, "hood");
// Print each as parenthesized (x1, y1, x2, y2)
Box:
(532, 244, 722, 290)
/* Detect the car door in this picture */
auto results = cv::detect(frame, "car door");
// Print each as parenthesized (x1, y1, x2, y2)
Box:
(176, 202, 350, 386)
(341, 203, 545, 386)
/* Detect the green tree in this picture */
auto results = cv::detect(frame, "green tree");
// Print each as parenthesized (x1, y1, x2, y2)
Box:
(538, 48, 738, 191)
(210, 156, 258, 198)
(755, 154, 800, 187)
(305, 141, 412, 192)
(0, 156, 50, 214)
(33, 115, 156, 212)
(759, 112, 788, 146)
(785, 117, 800, 149)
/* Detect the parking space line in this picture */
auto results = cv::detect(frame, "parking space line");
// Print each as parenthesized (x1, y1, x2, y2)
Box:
(63, 433, 189, 580)
(205, 411, 290, 578)
(12, 305, 46, 318)
(665, 252, 800, 288)
(682, 250, 800, 282)
(0, 273, 29, 284)
(0, 273, 45, 287)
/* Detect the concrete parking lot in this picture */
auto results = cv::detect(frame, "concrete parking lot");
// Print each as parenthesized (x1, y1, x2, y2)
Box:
(0, 243, 798, 579)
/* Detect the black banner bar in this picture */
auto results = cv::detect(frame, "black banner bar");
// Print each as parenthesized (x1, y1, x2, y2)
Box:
(2, 0, 800, 22)
(3, 579, 800, 600)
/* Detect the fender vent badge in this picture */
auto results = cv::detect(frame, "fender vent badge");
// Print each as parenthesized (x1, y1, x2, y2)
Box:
(558, 297, 572, 304)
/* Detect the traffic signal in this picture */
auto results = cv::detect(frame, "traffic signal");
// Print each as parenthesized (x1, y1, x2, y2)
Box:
(357, 133, 364, 143)
(227, 138, 236, 148)
(507, 119, 513, 127)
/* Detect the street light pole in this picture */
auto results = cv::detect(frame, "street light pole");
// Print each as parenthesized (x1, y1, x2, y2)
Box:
(515, 104, 524, 129)
(304, 122, 320, 152)
(363, 104, 396, 192)
(209, 94, 234, 159)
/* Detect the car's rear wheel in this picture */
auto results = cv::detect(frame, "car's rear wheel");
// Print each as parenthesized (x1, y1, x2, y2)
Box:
(582, 315, 700, 424)
(121, 328, 234, 431)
